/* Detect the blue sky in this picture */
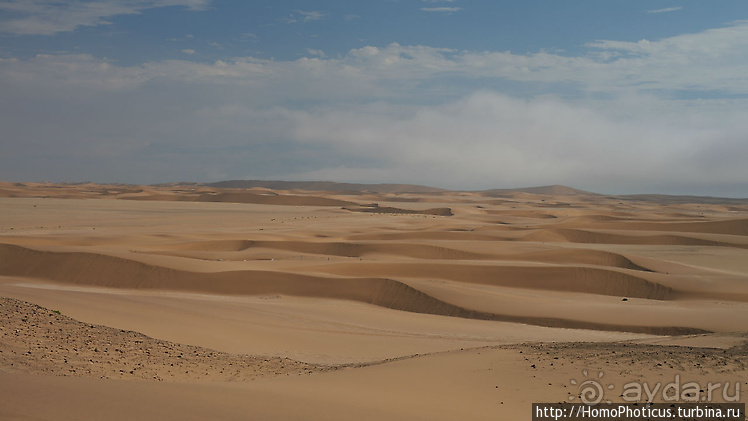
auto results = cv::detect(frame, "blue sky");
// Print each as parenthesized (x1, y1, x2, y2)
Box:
(1, 1, 748, 195)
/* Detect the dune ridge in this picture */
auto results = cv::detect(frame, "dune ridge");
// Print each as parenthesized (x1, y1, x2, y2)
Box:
(552, 218, 748, 236)
(306, 262, 675, 300)
(0, 243, 705, 334)
(0, 243, 671, 300)
(508, 249, 653, 272)
(161, 239, 654, 272)
(521, 228, 748, 248)
(171, 239, 492, 260)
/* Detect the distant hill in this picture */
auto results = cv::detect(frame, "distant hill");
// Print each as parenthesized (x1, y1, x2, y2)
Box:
(203, 180, 600, 196)
(205, 180, 448, 194)
(478, 185, 596, 197)
(3, 179, 746, 204)
(618, 194, 748, 205)
(151, 180, 748, 204)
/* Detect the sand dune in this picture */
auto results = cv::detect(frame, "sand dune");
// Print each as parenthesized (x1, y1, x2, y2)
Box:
(0, 243, 397, 302)
(522, 228, 748, 248)
(306, 262, 674, 299)
(161, 239, 657, 272)
(610, 218, 748, 236)
(170, 239, 492, 260)
(0, 243, 710, 334)
(1, 182, 748, 420)
(346, 230, 503, 242)
(553, 217, 748, 236)
(508, 248, 653, 271)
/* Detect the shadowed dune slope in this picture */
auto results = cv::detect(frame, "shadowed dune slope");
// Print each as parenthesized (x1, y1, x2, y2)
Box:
(346, 231, 502, 242)
(150, 239, 654, 272)
(522, 228, 748, 248)
(0, 189, 19, 198)
(509, 249, 653, 272)
(0, 243, 388, 301)
(307, 262, 675, 300)
(555, 218, 748, 236)
(613, 218, 748, 236)
(170, 239, 492, 260)
(0, 244, 704, 335)
(162, 239, 654, 272)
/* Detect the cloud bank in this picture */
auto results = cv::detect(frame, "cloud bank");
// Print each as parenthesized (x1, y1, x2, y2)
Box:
(0, 0, 210, 35)
(1, 21, 748, 195)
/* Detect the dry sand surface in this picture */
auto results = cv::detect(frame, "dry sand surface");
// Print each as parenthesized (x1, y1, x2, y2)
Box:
(1, 181, 747, 420)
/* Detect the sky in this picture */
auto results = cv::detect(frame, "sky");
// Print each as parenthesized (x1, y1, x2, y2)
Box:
(1, 1, 747, 196)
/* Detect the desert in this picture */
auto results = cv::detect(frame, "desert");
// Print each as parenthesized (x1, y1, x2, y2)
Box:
(0, 181, 746, 420)
(4, 2, 748, 419)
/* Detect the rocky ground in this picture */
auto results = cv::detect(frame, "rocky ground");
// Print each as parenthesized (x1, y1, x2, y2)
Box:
(0, 297, 326, 382)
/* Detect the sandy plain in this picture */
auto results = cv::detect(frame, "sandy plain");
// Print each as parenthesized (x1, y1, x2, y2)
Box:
(0, 181, 747, 420)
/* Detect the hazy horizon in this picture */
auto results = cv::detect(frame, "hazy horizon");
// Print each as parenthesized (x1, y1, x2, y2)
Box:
(5, 178, 748, 199)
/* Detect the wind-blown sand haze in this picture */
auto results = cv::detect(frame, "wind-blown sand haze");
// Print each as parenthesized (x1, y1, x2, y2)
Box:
(1, 181, 747, 420)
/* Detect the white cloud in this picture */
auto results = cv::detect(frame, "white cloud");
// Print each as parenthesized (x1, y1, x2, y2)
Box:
(647, 7, 682, 14)
(181, 49, 195, 54)
(421, 7, 462, 13)
(6, 21, 748, 96)
(2, 21, 748, 195)
(0, 0, 211, 35)
(279, 93, 748, 193)
(306, 48, 326, 57)
(286, 10, 326, 23)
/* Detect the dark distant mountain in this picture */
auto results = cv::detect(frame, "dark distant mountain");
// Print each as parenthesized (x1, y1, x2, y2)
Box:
(205, 180, 448, 194)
